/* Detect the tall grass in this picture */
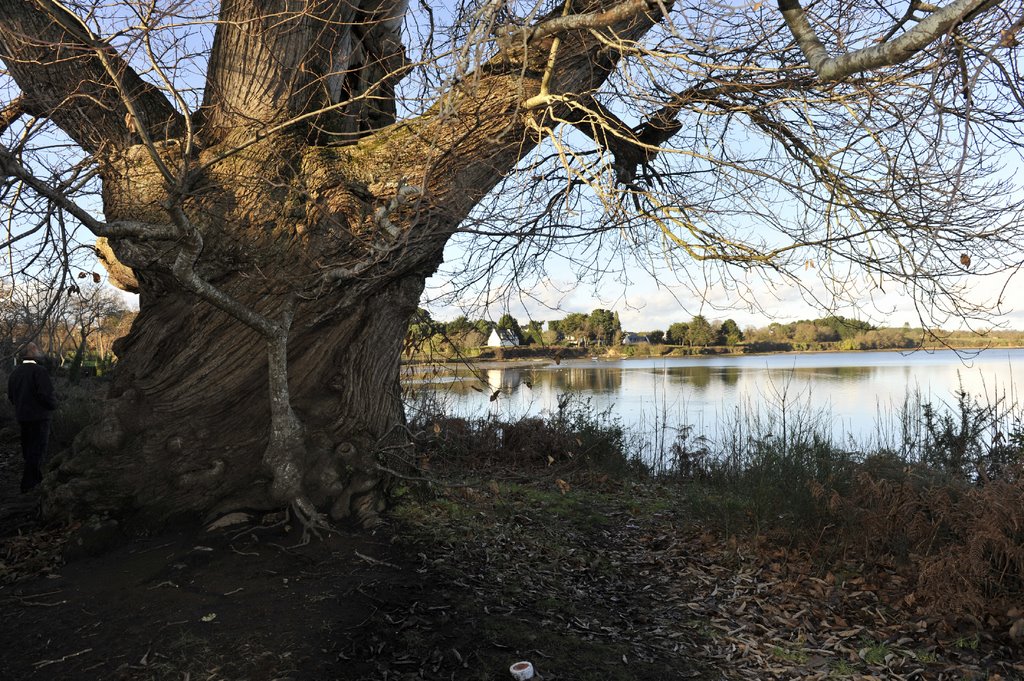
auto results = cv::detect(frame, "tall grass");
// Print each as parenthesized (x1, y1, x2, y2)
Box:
(644, 389, 861, 535)
(630, 384, 1024, 616)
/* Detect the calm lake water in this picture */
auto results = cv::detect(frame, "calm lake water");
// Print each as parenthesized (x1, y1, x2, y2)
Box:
(403, 349, 1024, 447)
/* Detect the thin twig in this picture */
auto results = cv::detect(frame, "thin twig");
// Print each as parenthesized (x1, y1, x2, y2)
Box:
(33, 648, 93, 669)
(354, 550, 401, 569)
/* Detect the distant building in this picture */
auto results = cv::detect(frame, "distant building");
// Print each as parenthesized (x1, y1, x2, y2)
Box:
(488, 328, 520, 347)
(564, 334, 587, 347)
(621, 333, 649, 345)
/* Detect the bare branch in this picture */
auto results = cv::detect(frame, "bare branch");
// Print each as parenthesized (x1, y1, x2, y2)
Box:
(0, 0, 184, 153)
(500, 0, 665, 49)
(778, 0, 1003, 80)
(0, 143, 178, 240)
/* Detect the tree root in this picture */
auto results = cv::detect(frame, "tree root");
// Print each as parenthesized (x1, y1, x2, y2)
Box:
(225, 495, 335, 545)
(287, 496, 335, 546)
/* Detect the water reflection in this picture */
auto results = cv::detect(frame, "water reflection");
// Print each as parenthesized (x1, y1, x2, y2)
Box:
(405, 349, 1024, 443)
(657, 363, 881, 386)
(409, 365, 625, 396)
(549, 367, 623, 393)
(486, 368, 521, 390)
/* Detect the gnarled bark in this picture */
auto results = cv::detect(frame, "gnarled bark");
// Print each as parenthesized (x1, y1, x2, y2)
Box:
(1, 0, 671, 528)
(45, 135, 438, 527)
(48, 274, 421, 527)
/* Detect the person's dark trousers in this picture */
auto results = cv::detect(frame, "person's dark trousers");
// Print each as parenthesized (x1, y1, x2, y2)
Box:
(19, 419, 51, 493)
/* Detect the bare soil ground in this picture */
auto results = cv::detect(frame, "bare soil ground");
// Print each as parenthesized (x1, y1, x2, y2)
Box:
(2, 439, 1023, 680)
(0, 440, 703, 681)
(0, 465, 423, 679)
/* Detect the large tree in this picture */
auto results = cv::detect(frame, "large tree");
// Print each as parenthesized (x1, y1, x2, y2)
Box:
(1, 0, 1021, 530)
(686, 314, 716, 348)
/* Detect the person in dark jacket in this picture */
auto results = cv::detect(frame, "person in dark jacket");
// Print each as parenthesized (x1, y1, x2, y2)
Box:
(7, 342, 58, 493)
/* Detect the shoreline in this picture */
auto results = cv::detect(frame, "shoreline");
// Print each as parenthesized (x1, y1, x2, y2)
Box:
(402, 343, 1024, 367)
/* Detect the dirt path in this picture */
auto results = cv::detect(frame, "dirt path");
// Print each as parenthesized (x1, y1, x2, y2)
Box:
(0, 433, 438, 680)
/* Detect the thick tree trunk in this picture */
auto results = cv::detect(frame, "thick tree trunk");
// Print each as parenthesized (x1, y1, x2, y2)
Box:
(2, 0, 672, 529)
(43, 139, 433, 529)
(46, 275, 422, 528)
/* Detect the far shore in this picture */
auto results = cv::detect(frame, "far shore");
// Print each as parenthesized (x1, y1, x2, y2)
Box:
(402, 342, 1024, 366)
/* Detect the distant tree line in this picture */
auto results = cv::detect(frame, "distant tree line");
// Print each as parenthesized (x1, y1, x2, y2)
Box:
(742, 316, 919, 351)
(406, 308, 625, 351)
(408, 308, 742, 351)
(663, 316, 744, 348)
(2, 279, 135, 379)
(407, 310, 944, 355)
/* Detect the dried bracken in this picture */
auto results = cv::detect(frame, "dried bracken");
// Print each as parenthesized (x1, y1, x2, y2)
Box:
(831, 467, 1024, 619)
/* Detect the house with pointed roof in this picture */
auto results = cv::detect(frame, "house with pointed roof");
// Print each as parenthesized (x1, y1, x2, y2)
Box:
(487, 328, 520, 347)
(621, 333, 650, 345)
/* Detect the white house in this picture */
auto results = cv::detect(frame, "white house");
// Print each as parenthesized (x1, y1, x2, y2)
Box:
(487, 328, 520, 347)
(621, 333, 649, 345)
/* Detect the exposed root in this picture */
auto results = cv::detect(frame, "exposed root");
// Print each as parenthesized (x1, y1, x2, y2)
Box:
(224, 496, 334, 545)
(288, 496, 335, 546)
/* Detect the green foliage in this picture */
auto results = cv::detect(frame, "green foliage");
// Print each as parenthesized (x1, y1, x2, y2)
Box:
(916, 388, 1024, 481)
(838, 327, 917, 350)
(859, 640, 892, 666)
(523, 319, 545, 345)
(817, 315, 875, 340)
(415, 309, 1024, 355)
(718, 319, 743, 346)
(406, 308, 440, 345)
(444, 315, 474, 336)
(560, 312, 590, 338)
(587, 308, 620, 345)
(496, 312, 523, 341)
(404, 303, 1024, 355)
(666, 322, 689, 345)
(686, 315, 716, 347)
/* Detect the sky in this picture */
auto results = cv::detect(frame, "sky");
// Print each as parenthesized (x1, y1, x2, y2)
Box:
(421, 227, 1024, 333)
(5, 0, 1022, 335)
